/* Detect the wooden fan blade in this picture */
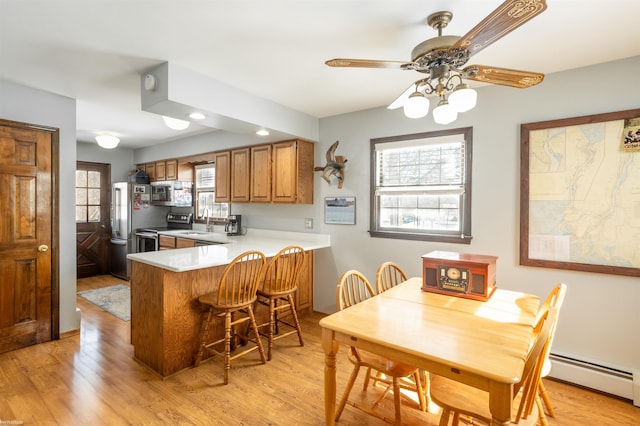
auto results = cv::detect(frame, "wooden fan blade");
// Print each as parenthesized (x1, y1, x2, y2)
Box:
(449, 0, 547, 57)
(325, 58, 413, 69)
(463, 64, 544, 88)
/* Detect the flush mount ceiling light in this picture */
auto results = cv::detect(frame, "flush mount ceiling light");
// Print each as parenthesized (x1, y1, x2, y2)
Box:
(188, 112, 206, 120)
(162, 115, 190, 130)
(256, 129, 269, 136)
(95, 135, 120, 149)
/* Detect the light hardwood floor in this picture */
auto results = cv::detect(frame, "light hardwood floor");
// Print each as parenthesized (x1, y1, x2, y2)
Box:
(0, 275, 638, 425)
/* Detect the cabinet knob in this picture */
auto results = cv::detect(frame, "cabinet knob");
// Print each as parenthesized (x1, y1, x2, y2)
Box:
(38, 244, 49, 252)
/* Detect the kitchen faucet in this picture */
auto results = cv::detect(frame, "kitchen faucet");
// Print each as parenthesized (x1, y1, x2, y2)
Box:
(203, 207, 213, 232)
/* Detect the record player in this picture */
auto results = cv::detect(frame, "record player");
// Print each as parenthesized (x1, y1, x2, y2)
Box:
(421, 251, 497, 301)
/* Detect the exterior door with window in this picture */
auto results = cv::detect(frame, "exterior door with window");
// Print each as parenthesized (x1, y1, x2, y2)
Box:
(76, 162, 111, 278)
(0, 122, 55, 354)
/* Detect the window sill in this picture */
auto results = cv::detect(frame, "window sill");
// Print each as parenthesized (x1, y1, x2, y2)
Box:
(369, 230, 472, 244)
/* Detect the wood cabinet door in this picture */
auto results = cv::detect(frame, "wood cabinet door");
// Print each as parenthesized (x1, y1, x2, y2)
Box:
(165, 160, 178, 180)
(231, 148, 250, 202)
(250, 144, 271, 202)
(158, 235, 176, 250)
(271, 140, 297, 203)
(145, 163, 156, 181)
(214, 151, 231, 202)
(175, 237, 195, 248)
(295, 251, 313, 313)
(155, 161, 166, 181)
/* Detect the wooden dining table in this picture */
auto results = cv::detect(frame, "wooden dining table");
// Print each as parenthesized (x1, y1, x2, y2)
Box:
(319, 277, 540, 426)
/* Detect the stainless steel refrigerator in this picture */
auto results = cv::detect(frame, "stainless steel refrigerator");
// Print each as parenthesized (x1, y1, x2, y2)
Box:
(110, 182, 168, 280)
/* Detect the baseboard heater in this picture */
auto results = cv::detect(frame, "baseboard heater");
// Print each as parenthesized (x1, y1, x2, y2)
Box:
(548, 353, 640, 407)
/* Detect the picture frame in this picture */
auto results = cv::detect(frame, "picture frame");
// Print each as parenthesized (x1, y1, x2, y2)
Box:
(324, 196, 356, 225)
(520, 108, 640, 277)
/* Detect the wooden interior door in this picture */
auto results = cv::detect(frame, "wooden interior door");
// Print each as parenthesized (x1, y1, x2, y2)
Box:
(76, 162, 111, 278)
(0, 121, 55, 354)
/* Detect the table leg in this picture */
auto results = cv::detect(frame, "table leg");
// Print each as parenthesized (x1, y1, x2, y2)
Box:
(488, 381, 513, 426)
(322, 328, 339, 425)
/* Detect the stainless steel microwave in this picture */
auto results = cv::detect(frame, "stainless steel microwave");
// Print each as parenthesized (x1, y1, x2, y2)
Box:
(151, 181, 193, 207)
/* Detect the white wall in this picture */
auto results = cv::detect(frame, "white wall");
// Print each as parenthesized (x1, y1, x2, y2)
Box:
(0, 80, 78, 334)
(77, 141, 135, 183)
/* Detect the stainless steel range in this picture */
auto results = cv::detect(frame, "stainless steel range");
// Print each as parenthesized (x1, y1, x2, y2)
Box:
(135, 213, 193, 252)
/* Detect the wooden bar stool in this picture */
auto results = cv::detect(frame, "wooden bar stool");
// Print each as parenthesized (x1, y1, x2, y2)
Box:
(255, 245, 305, 361)
(194, 250, 267, 385)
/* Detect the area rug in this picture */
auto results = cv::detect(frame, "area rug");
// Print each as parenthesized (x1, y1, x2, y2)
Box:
(77, 284, 131, 321)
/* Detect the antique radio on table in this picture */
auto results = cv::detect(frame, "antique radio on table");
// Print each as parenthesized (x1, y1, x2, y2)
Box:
(421, 251, 497, 301)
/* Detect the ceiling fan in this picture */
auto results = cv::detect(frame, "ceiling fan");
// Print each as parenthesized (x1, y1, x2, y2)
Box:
(325, 0, 548, 124)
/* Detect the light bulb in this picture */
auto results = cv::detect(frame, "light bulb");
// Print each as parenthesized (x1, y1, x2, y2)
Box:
(432, 99, 458, 125)
(403, 92, 429, 119)
(448, 84, 477, 113)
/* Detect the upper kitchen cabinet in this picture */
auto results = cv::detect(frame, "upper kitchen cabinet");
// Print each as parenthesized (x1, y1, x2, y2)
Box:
(231, 148, 251, 202)
(137, 159, 187, 181)
(214, 151, 231, 202)
(156, 159, 178, 181)
(250, 144, 272, 202)
(213, 139, 314, 205)
(272, 139, 314, 204)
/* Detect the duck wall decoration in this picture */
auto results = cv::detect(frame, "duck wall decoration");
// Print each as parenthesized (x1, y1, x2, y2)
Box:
(315, 140, 348, 188)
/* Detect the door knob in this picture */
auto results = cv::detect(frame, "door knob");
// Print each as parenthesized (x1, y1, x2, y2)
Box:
(38, 244, 49, 252)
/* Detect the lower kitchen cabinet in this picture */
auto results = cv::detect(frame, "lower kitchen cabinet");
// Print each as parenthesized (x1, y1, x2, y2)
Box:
(158, 235, 195, 250)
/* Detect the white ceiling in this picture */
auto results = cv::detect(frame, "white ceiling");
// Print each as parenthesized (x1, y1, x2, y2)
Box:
(2, 0, 640, 149)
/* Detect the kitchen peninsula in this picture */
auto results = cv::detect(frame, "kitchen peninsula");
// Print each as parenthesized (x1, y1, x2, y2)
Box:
(127, 229, 330, 377)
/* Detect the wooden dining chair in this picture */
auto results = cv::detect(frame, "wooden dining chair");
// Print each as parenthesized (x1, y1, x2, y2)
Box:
(335, 270, 427, 425)
(254, 245, 306, 361)
(375, 261, 408, 293)
(194, 250, 267, 385)
(429, 305, 559, 426)
(374, 261, 430, 403)
(535, 283, 567, 426)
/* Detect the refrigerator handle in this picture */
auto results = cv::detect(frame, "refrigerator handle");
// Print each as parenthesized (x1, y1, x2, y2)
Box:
(113, 187, 122, 238)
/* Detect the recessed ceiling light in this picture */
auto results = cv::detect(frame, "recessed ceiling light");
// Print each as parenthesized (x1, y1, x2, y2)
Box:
(188, 112, 206, 120)
(95, 135, 120, 149)
(256, 129, 269, 136)
(162, 115, 190, 130)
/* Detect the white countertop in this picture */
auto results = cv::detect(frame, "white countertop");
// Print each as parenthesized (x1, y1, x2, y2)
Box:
(127, 228, 331, 272)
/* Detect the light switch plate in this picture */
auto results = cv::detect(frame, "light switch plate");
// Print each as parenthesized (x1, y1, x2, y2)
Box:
(304, 218, 313, 229)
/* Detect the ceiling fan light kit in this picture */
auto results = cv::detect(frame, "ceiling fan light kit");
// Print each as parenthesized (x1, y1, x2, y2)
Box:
(325, 0, 547, 125)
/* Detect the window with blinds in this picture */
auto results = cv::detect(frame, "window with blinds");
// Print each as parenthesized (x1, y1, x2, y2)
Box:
(195, 164, 229, 222)
(370, 128, 473, 243)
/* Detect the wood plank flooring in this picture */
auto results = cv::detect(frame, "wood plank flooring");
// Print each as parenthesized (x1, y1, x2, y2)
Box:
(0, 275, 638, 425)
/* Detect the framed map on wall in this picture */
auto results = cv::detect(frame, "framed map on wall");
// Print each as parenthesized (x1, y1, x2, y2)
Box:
(520, 108, 640, 277)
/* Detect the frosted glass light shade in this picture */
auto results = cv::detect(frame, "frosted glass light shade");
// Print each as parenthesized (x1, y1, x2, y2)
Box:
(432, 100, 458, 125)
(448, 84, 477, 112)
(95, 135, 120, 149)
(403, 92, 430, 119)
(162, 115, 190, 130)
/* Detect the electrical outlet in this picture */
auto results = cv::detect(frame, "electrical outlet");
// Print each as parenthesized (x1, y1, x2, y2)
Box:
(304, 218, 313, 229)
